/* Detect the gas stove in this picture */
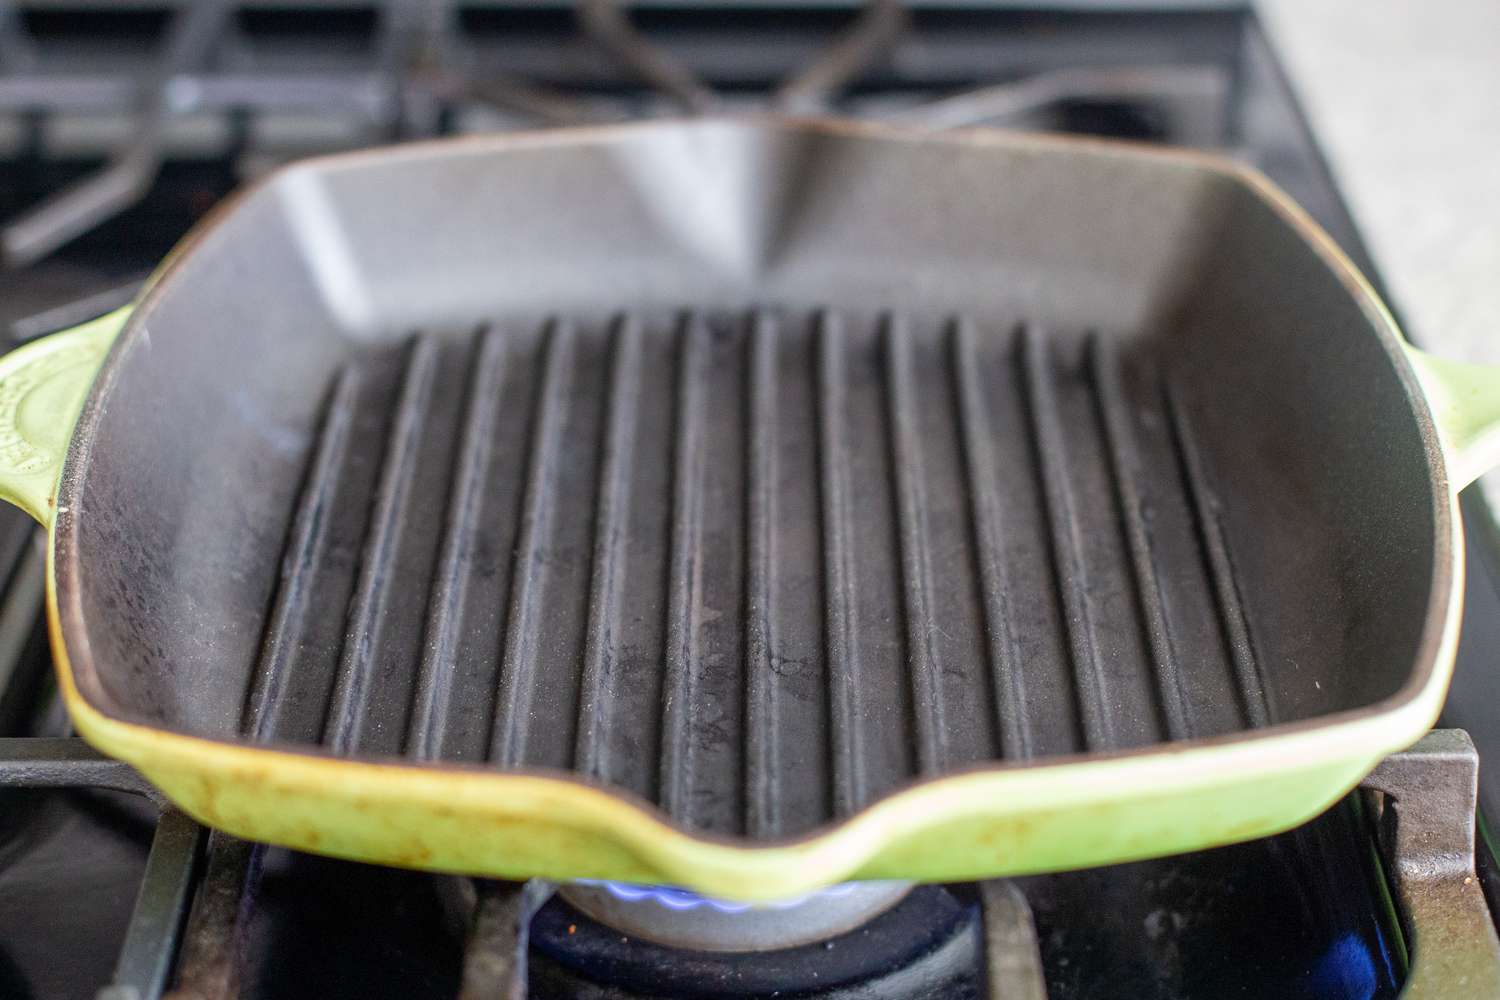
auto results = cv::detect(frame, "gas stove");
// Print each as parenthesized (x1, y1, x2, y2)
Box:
(0, 4, 1498, 998)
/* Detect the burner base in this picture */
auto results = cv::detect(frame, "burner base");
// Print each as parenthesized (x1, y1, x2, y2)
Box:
(537, 884, 973, 997)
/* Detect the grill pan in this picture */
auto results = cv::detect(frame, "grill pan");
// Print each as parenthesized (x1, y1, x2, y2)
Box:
(2, 118, 1498, 900)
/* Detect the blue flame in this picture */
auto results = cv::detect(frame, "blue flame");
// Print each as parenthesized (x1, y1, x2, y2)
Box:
(1307, 930, 1380, 999)
(575, 879, 861, 913)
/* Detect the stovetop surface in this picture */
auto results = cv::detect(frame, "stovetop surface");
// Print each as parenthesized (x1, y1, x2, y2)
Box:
(0, 4, 1492, 998)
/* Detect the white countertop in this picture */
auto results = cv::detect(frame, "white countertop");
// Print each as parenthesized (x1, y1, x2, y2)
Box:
(1259, 1, 1500, 360)
(1258, 1, 1500, 500)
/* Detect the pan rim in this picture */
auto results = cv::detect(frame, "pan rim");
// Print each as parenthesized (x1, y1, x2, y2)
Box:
(44, 116, 1459, 888)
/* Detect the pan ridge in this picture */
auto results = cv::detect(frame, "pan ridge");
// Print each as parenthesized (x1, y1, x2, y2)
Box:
(239, 306, 1267, 838)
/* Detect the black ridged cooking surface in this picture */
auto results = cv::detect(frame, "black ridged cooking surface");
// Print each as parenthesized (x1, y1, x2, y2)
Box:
(240, 309, 1271, 837)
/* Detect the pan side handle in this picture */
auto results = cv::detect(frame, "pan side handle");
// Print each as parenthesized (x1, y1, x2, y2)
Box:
(0, 307, 127, 527)
(1404, 345, 1500, 492)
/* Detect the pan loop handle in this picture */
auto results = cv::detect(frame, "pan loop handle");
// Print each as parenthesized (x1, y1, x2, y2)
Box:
(0, 307, 128, 527)
(1404, 344, 1500, 493)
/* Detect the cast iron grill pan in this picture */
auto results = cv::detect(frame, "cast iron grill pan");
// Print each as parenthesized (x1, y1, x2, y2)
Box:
(239, 307, 1271, 838)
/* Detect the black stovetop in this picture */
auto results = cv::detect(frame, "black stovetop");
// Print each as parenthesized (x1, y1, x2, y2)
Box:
(0, 5, 1494, 998)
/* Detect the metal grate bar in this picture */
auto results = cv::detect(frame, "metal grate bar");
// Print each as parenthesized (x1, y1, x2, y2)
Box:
(0, 541, 48, 730)
(457, 881, 553, 1000)
(743, 311, 779, 837)
(0, 503, 39, 587)
(165, 836, 261, 1000)
(576, 0, 719, 114)
(1088, 336, 1191, 741)
(980, 880, 1050, 1000)
(243, 368, 360, 742)
(98, 810, 205, 1000)
(774, 0, 907, 112)
(816, 309, 865, 816)
(884, 313, 948, 775)
(407, 326, 508, 761)
(325, 335, 439, 754)
(575, 316, 643, 779)
(886, 65, 1226, 132)
(1163, 382, 1271, 729)
(658, 313, 709, 823)
(1364, 731, 1500, 997)
(490, 319, 577, 767)
(2, 0, 231, 267)
(444, 69, 600, 127)
(0, 737, 156, 797)
(1018, 328, 1115, 751)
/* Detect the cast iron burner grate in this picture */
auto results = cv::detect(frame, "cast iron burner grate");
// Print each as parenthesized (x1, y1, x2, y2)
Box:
(3, 724, 1468, 998)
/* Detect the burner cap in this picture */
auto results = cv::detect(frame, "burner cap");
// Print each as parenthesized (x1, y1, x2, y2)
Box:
(556, 880, 912, 953)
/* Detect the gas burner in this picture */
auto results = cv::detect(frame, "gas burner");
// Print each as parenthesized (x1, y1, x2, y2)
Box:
(556, 879, 912, 953)
(535, 884, 979, 998)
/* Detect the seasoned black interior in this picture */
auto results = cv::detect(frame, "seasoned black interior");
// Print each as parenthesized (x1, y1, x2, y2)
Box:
(58, 121, 1440, 838)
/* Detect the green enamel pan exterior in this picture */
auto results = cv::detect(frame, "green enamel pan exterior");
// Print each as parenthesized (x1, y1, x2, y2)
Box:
(0, 118, 1495, 902)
